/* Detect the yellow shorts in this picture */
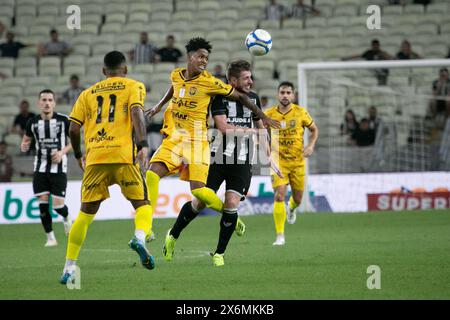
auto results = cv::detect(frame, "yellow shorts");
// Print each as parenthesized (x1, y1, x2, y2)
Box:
(150, 137, 210, 184)
(81, 163, 147, 202)
(271, 161, 305, 191)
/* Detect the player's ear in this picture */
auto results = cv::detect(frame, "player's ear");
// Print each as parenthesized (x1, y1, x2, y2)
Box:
(124, 65, 128, 75)
(102, 67, 107, 76)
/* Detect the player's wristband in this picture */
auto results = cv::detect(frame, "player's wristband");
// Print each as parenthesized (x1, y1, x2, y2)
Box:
(136, 140, 149, 152)
(74, 151, 83, 159)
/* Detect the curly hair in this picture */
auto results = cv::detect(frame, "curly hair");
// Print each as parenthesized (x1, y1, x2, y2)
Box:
(185, 37, 212, 54)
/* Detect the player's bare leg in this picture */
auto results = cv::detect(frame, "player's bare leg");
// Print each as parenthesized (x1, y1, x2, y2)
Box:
(287, 189, 303, 225)
(273, 185, 288, 245)
(52, 196, 71, 236)
(37, 194, 57, 247)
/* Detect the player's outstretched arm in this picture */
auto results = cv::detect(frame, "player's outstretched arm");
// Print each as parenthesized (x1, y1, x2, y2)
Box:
(229, 90, 280, 129)
(303, 122, 319, 158)
(69, 121, 85, 171)
(213, 115, 256, 135)
(131, 106, 149, 170)
(145, 85, 174, 119)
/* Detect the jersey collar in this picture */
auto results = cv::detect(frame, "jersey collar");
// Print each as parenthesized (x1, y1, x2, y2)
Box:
(276, 104, 293, 116)
(179, 68, 202, 82)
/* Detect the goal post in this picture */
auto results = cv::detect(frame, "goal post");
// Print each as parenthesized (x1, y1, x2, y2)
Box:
(298, 59, 450, 212)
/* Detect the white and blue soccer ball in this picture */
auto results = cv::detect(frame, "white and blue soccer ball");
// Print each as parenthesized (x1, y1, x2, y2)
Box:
(245, 29, 272, 56)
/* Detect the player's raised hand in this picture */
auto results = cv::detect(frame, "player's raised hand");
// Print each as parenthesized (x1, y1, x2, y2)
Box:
(145, 105, 162, 119)
(303, 145, 314, 158)
(262, 115, 280, 129)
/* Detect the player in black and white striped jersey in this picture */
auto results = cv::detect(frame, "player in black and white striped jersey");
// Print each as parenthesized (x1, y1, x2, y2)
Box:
(21, 89, 73, 247)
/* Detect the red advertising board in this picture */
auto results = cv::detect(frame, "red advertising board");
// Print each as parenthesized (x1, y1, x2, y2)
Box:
(367, 192, 450, 211)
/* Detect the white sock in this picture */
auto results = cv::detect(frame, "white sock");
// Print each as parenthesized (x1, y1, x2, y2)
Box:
(135, 230, 146, 243)
(64, 259, 76, 272)
(47, 231, 56, 240)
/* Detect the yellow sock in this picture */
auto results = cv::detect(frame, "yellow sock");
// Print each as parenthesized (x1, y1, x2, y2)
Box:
(145, 170, 160, 234)
(66, 211, 95, 261)
(273, 201, 286, 234)
(135, 204, 152, 235)
(191, 187, 223, 212)
(289, 196, 299, 211)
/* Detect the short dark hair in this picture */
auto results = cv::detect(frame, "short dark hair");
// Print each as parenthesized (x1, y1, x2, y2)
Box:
(278, 81, 295, 91)
(50, 29, 57, 34)
(185, 37, 212, 54)
(70, 74, 79, 81)
(227, 59, 251, 80)
(372, 39, 380, 45)
(167, 35, 175, 40)
(104, 51, 126, 69)
(39, 89, 55, 99)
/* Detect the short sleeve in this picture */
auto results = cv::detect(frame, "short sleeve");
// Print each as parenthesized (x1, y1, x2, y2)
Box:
(25, 118, 33, 137)
(129, 81, 146, 110)
(69, 91, 86, 126)
(63, 116, 70, 137)
(18, 42, 26, 49)
(211, 95, 227, 116)
(302, 109, 314, 127)
(206, 77, 234, 97)
(252, 95, 262, 121)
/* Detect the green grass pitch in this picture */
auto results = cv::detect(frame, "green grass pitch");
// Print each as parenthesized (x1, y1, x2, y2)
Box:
(0, 210, 449, 299)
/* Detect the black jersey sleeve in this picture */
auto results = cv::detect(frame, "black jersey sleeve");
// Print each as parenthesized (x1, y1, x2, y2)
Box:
(211, 95, 227, 116)
(25, 117, 34, 137)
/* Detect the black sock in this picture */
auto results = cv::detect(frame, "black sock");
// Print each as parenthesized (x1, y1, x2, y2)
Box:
(215, 208, 238, 255)
(39, 203, 52, 233)
(55, 205, 68, 218)
(170, 201, 199, 239)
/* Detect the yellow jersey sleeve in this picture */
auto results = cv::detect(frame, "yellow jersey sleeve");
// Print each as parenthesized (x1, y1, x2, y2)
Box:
(206, 77, 234, 97)
(69, 90, 86, 126)
(128, 80, 146, 110)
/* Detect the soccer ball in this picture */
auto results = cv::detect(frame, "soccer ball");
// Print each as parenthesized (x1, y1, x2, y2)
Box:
(245, 29, 272, 56)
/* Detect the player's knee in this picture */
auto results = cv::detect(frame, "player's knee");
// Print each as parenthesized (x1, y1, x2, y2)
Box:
(192, 197, 206, 211)
(224, 198, 240, 210)
(52, 197, 65, 208)
(38, 194, 49, 202)
(148, 163, 168, 178)
(131, 200, 150, 210)
(274, 192, 285, 202)
(81, 201, 102, 214)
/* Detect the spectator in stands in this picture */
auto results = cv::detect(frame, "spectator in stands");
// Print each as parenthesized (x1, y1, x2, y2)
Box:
(0, 20, 5, 38)
(350, 118, 376, 147)
(11, 100, 36, 136)
(213, 64, 227, 83)
(129, 31, 158, 64)
(0, 32, 27, 58)
(263, 0, 287, 22)
(368, 106, 382, 133)
(396, 40, 422, 60)
(0, 141, 13, 182)
(260, 96, 270, 111)
(340, 109, 359, 136)
(290, 0, 320, 19)
(38, 29, 72, 57)
(59, 74, 85, 106)
(156, 35, 183, 63)
(431, 67, 450, 114)
(342, 39, 393, 85)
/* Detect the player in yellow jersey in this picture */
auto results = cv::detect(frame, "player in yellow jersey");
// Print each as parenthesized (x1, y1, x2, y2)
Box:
(145, 38, 279, 261)
(264, 81, 319, 246)
(60, 51, 154, 284)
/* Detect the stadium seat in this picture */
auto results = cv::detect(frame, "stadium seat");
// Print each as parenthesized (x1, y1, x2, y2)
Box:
(216, 9, 239, 20)
(198, 1, 220, 10)
(167, 21, 189, 33)
(334, 5, 359, 17)
(124, 22, 146, 33)
(115, 43, 134, 54)
(27, 76, 52, 86)
(92, 34, 115, 45)
(73, 44, 91, 56)
(283, 19, 303, 30)
(426, 3, 449, 14)
(259, 20, 281, 30)
(147, 22, 167, 34)
(133, 63, 154, 75)
(327, 17, 349, 28)
(1, 5, 14, 18)
(403, 4, 425, 14)
(128, 12, 149, 24)
(92, 44, 115, 57)
(102, 23, 124, 35)
(175, 1, 197, 11)
(129, 2, 151, 14)
(76, 23, 99, 35)
(105, 4, 128, 15)
(82, 14, 103, 25)
(211, 19, 235, 31)
(154, 63, 176, 73)
(39, 65, 61, 77)
(64, 65, 85, 76)
(151, 1, 173, 13)
(16, 5, 37, 17)
(219, 0, 242, 10)
(106, 13, 127, 24)
(423, 44, 448, 58)
(83, 4, 103, 15)
(38, 5, 59, 16)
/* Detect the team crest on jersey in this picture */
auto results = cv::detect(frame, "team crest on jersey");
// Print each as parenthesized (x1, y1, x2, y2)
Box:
(289, 120, 296, 128)
(189, 87, 197, 96)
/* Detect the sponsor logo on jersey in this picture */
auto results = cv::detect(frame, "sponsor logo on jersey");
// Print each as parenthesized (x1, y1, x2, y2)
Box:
(189, 87, 197, 96)
(88, 128, 115, 143)
(173, 111, 188, 120)
(171, 97, 198, 108)
(121, 180, 139, 187)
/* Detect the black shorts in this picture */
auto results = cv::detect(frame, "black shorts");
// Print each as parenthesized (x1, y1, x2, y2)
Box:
(206, 163, 252, 201)
(33, 172, 67, 198)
